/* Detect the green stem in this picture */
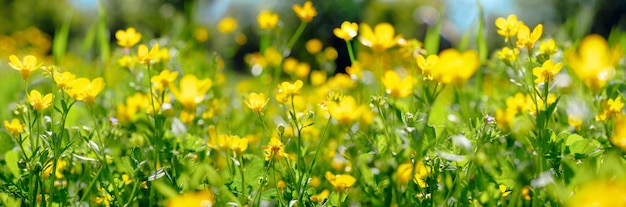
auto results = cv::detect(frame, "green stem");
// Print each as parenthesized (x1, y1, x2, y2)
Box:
(345, 40, 355, 64)
(239, 155, 247, 205)
(286, 22, 308, 52)
(257, 112, 272, 144)
(78, 166, 104, 205)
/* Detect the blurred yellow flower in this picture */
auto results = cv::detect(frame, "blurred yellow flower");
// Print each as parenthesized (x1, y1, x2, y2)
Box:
(431, 49, 480, 85)
(118, 55, 137, 68)
(4, 119, 24, 135)
(137, 44, 160, 65)
(334, 21, 358, 41)
(506, 93, 532, 115)
(359, 23, 401, 53)
(533, 60, 563, 84)
(568, 115, 583, 131)
(264, 47, 283, 67)
(295, 62, 311, 79)
(9, 55, 42, 81)
(496, 47, 519, 63)
(228, 135, 248, 156)
(382, 70, 414, 98)
(596, 97, 624, 121)
(416, 54, 438, 80)
(325, 47, 338, 60)
(193, 27, 209, 43)
(310, 70, 327, 86)
(328, 96, 359, 126)
(611, 116, 626, 151)
(396, 162, 430, 188)
(258, 11, 279, 30)
(67, 77, 105, 105)
(167, 191, 215, 207)
(235, 34, 247, 45)
(151, 69, 179, 91)
(310, 189, 330, 203)
(276, 80, 303, 103)
(155, 47, 170, 63)
(115, 27, 142, 48)
(245, 93, 269, 113)
(565, 34, 621, 90)
(499, 184, 512, 197)
(325, 171, 356, 192)
(346, 61, 363, 79)
(567, 180, 626, 207)
(217, 17, 238, 34)
(292, 1, 317, 22)
(516, 23, 543, 50)
(539, 39, 557, 55)
(122, 174, 133, 185)
(306, 38, 322, 54)
(28, 90, 53, 111)
(495, 108, 515, 129)
(95, 187, 113, 207)
(54, 71, 76, 91)
(263, 137, 289, 161)
(495, 15, 521, 41)
(43, 159, 67, 179)
(170, 75, 212, 110)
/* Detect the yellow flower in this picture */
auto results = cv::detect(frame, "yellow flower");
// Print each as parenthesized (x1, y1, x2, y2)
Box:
(516, 23, 543, 50)
(310, 70, 327, 86)
(115, 27, 142, 48)
(292, 1, 317, 22)
(67, 77, 105, 105)
(310, 189, 330, 203)
(568, 115, 583, 131)
(567, 180, 626, 207)
(263, 137, 289, 161)
(565, 34, 621, 90)
(325, 171, 356, 192)
(122, 174, 133, 185)
(283, 57, 298, 73)
(170, 75, 212, 110)
(275, 80, 303, 103)
(54, 72, 76, 91)
(506, 93, 532, 115)
(532, 60, 563, 84)
(151, 69, 179, 91)
(382, 70, 414, 98)
(43, 159, 67, 179)
(495, 108, 515, 129)
(28, 90, 53, 111)
(9, 55, 43, 81)
(4, 119, 24, 135)
(155, 47, 170, 63)
(496, 47, 519, 63)
(346, 61, 363, 79)
(245, 93, 269, 113)
(167, 191, 216, 207)
(117, 55, 137, 68)
(499, 184, 512, 197)
(495, 14, 521, 41)
(295, 62, 311, 79)
(180, 110, 196, 124)
(539, 39, 557, 55)
(334, 21, 359, 41)
(228, 135, 248, 156)
(217, 17, 238, 34)
(328, 96, 360, 126)
(306, 38, 323, 54)
(431, 49, 480, 85)
(359, 23, 402, 53)
(396, 162, 430, 188)
(611, 116, 626, 151)
(596, 97, 624, 121)
(207, 125, 227, 151)
(416, 54, 439, 80)
(193, 27, 209, 43)
(94, 187, 113, 207)
(258, 11, 279, 30)
(137, 44, 160, 65)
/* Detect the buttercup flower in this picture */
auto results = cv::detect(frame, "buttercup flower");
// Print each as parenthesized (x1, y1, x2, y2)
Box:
(495, 15, 521, 41)
(396, 162, 430, 188)
(245, 93, 269, 113)
(170, 75, 212, 110)
(275, 80, 303, 103)
(328, 96, 360, 126)
(567, 180, 626, 207)
(137, 44, 160, 65)
(67, 77, 105, 105)
(382, 70, 414, 98)
(416, 54, 439, 80)
(4, 119, 24, 135)
(500, 184, 512, 197)
(263, 137, 289, 161)
(292, 1, 317, 22)
(611, 116, 626, 151)
(228, 135, 248, 156)
(506, 93, 532, 115)
(359, 23, 402, 53)
(151, 69, 179, 91)
(167, 191, 215, 207)
(325, 171, 357, 192)
(533, 60, 563, 84)
(495, 108, 515, 129)
(334, 21, 358, 41)
(217, 17, 238, 34)
(54, 71, 76, 91)
(497, 47, 519, 63)
(565, 34, 622, 90)
(310, 189, 330, 203)
(516, 23, 543, 50)
(430, 49, 480, 85)
(9, 55, 43, 81)
(28, 90, 53, 111)
(596, 97, 624, 121)
(306, 38, 322, 54)
(115, 27, 142, 48)
(258, 11, 279, 30)
(539, 39, 557, 55)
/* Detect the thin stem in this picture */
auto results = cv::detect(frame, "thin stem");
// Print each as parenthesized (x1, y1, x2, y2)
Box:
(286, 22, 308, 52)
(257, 112, 272, 144)
(345, 40, 356, 64)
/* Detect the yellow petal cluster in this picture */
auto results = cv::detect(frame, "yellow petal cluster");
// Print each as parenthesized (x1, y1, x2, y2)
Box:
(263, 137, 289, 161)
(325, 171, 356, 192)
(66, 77, 105, 105)
(166, 191, 215, 207)
(258, 11, 279, 30)
(4, 119, 24, 135)
(359, 23, 401, 53)
(596, 97, 624, 121)
(532, 60, 563, 84)
(430, 49, 480, 85)
(382, 70, 414, 98)
(217, 17, 238, 34)
(137, 44, 160, 65)
(170, 75, 212, 110)
(115, 27, 142, 48)
(396, 162, 430, 188)
(292, 1, 317, 23)
(516, 23, 543, 50)
(333, 21, 358, 41)
(28, 90, 53, 111)
(9, 55, 43, 81)
(245, 93, 269, 113)
(275, 80, 303, 103)
(565, 34, 621, 90)
(495, 14, 521, 40)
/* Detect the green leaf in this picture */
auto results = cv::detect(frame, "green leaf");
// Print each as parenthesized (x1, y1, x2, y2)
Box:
(566, 134, 601, 156)
(5, 150, 20, 178)
(53, 12, 73, 63)
(0, 132, 14, 155)
(424, 19, 442, 55)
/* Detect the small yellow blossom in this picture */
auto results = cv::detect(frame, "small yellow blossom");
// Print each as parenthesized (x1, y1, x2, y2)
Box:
(235, 34, 247, 45)
(497, 47, 519, 63)
(611, 116, 626, 151)
(396, 162, 430, 188)
(115, 27, 142, 48)
(532, 60, 563, 84)
(94, 187, 113, 207)
(122, 174, 133, 185)
(117, 55, 137, 68)
(499, 184, 512, 197)
(506, 93, 532, 115)
(325, 47, 338, 60)
(325, 171, 357, 192)
(310, 70, 327, 86)
(568, 115, 583, 131)
(263, 137, 289, 161)
(382, 70, 414, 98)
(258, 11, 279, 30)
(67, 77, 105, 105)
(495, 108, 515, 129)
(264, 47, 283, 67)
(9, 55, 43, 81)
(416, 54, 438, 80)
(516, 23, 543, 50)
(179, 110, 195, 124)
(151, 69, 179, 91)
(275, 80, 303, 103)
(310, 189, 330, 203)
(54, 72, 76, 91)
(521, 186, 532, 201)
(28, 90, 53, 111)
(294, 62, 311, 79)
(170, 75, 212, 110)
(283, 57, 298, 74)
(431, 49, 480, 85)
(333, 21, 359, 41)
(539, 39, 557, 55)
(217, 17, 238, 34)
(137, 44, 160, 65)
(155, 47, 170, 63)
(565, 34, 621, 90)
(228, 135, 248, 156)
(4, 119, 24, 135)
(596, 97, 624, 121)
(292, 1, 317, 22)
(346, 61, 363, 79)
(193, 27, 209, 43)
(245, 93, 269, 113)
(305, 38, 323, 54)
(167, 191, 216, 207)
(328, 96, 360, 126)
(359, 23, 401, 53)
(495, 14, 521, 41)
(567, 180, 626, 207)
(43, 159, 67, 179)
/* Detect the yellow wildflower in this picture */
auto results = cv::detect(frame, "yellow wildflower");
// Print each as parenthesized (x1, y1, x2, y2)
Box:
(264, 47, 283, 67)
(54, 72, 76, 91)
(67, 77, 105, 105)
(346, 61, 363, 79)
(151, 69, 179, 91)
(325, 171, 357, 192)
(283, 57, 298, 73)
(310, 70, 327, 86)
(499, 184, 511, 197)
(235, 34, 247, 45)
(137, 44, 160, 65)
(539, 39, 557, 55)
(306, 38, 322, 54)
(43, 159, 67, 179)
(228, 135, 248, 156)
(516, 23, 543, 50)
(275, 80, 303, 103)
(568, 115, 583, 131)
(179, 110, 195, 124)
(396, 162, 430, 188)
(382, 70, 414, 98)
(532, 60, 563, 84)
(263, 137, 289, 161)
(325, 47, 338, 60)
(94, 187, 113, 207)
(245, 93, 269, 113)
(28, 90, 53, 111)
(495, 14, 521, 41)
(295, 62, 311, 79)
(431, 49, 480, 85)
(310, 189, 330, 203)
(155, 47, 170, 63)
(115, 27, 142, 48)
(416, 54, 438, 80)
(495, 108, 515, 129)
(258, 11, 279, 30)
(122, 174, 133, 185)
(167, 191, 216, 207)
(4, 119, 24, 135)
(217, 17, 238, 34)
(565, 34, 621, 90)
(334, 21, 359, 41)
(359, 23, 401, 53)
(193, 27, 209, 43)
(9, 55, 43, 81)
(567, 180, 626, 207)
(170, 75, 212, 110)
(118, 55, 136, 68)
(506, 93, 532, 115)
(497, 47, 519, 63)
(596, 97, 624, 121)
(611, 116, 626, 151)
(521, 186, 532, 201)
(328, 96, 360, 126)
(293, 1, 317, 22)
